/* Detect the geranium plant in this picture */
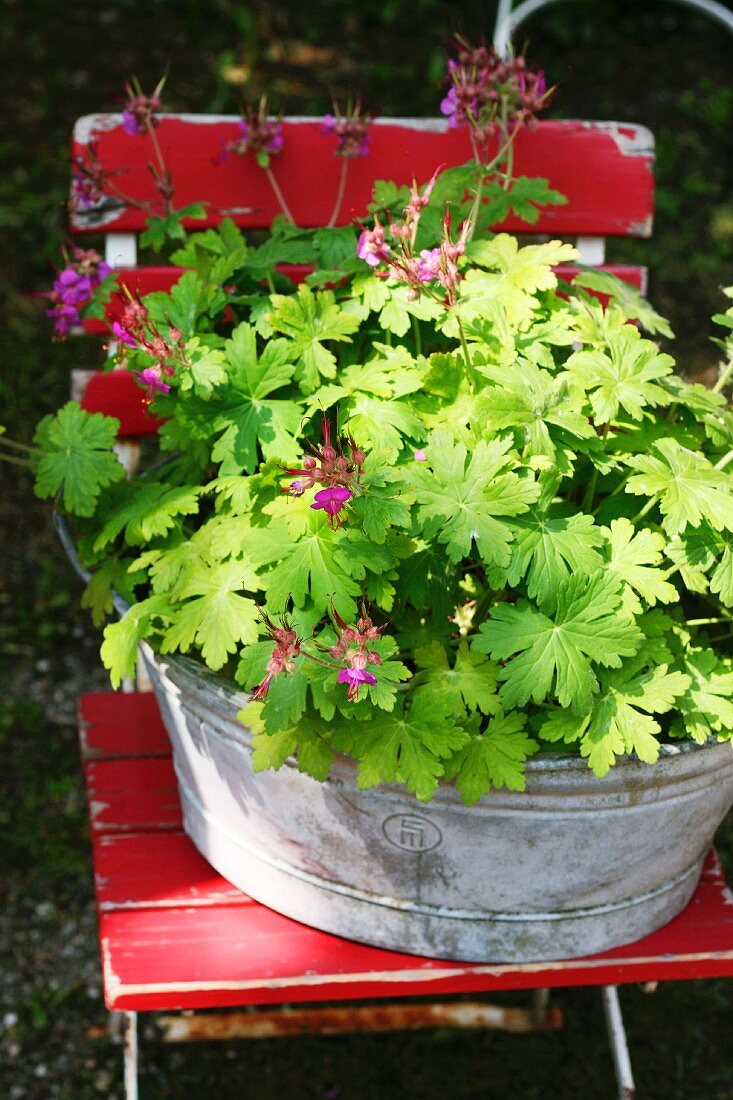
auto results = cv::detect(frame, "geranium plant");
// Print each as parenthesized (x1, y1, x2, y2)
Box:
(6, 43, 733, 804)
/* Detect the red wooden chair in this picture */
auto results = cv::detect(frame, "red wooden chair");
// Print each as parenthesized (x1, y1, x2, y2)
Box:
(68, 114, 733, 1100)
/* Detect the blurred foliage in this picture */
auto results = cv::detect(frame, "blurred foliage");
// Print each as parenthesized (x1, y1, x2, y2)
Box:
(0, 700, 90, 899)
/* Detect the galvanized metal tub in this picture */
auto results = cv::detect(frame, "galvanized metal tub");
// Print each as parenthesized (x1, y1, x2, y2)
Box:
(140, 644, 733, 963)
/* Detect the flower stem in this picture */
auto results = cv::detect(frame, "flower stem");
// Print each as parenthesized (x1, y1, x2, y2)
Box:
(265, 166, 295, 224)
(713, 357, 733, 394)
(146, 121, 174, 215)
(146, 122, 167, 182)
(456, 313, 474, 391)
(327, 158, 349, 228)
(300, 647, 340, 671)
(106, 181, 155, 212)
(686, 616, 732, 626)
(0, 435, 36, 454)
(0, 452, 31, 468)
(714, 448, 733, 470)
(582, 425, 609, 512)
(630, 498, 657, 524)
(465, 172, 485, 244)
(411, 314, 422, 357)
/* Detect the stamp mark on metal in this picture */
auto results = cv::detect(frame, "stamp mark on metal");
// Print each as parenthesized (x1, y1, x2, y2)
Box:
(383, 814, 442, 852)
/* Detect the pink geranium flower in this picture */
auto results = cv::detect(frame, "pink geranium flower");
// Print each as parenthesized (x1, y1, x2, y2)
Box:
(311, 485, 352, 518)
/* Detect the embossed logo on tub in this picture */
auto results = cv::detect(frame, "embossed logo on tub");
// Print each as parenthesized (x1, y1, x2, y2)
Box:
(383, 814, 442, 852)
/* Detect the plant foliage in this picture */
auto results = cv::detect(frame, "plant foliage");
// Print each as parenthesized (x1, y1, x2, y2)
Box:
(19, 150, 733, 803)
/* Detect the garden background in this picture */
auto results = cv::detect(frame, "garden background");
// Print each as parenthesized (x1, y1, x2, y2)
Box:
(1, 0, 731, 1095)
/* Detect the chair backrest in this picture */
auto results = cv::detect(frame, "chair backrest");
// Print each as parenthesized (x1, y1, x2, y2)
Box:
(70, 115, 654, 435)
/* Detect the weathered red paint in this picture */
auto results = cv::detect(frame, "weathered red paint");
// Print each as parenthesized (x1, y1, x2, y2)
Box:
(79, 692, 733, 1014)
(79, 691, 169, 759)
(71, 116, 654, 238)
(85, 756, 181, 834)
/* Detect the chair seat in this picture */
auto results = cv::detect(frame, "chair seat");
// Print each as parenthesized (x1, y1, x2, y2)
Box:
(78, 692, 733, 1013)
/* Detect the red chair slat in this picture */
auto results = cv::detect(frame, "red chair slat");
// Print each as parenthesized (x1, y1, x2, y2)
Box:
(80, 692, 733, 1013)
(94, 832, 253, 911)
(84, 756, 182, 833)
(79, 690, 170, 759)
(98, 851, 733, 1012)
(80, 369, 163, 437)
(71, 116, 654, 238)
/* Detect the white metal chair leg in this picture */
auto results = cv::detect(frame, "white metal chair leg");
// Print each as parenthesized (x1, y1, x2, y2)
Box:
(601, 986, 636, 1100)
(124, 1010, 139, 1100)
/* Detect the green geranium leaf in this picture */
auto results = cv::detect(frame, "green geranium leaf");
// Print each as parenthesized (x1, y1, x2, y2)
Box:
(410, 431, 540, 571)
(162, 559, 262, 670)
(710, 546, 733, 607)
(479, 175, 567, 227)
(446, 712, 538, 802)
(81, 555, 137, 626)
(566, 330, 674, 423)
(507, 510, 605, 602)
(347, 395, 424, 458)
(354, 694, 469, 802)
(249, 713, 335, 781)
(572, 270, 674, 338)
(93, 483, 201, 550)
(475, 571, 643, 712)
(603, 517, 679, 614)
(625, 438, 733, 536)
(459, 235, 577, 328)
(245, 517, 361, 618)
(673, 649, 733, 742)
(664, 523, 723, 593)
(412, 640, 502, 716)
(179, 338, 229, 397)
(209, 323, 301, 473)
(33, 402, 126, 517)
(580, 662, 691, 777)
(268, 284, 359, 391)
(100, 593, 171, 688)
(475, 359, 595, 459)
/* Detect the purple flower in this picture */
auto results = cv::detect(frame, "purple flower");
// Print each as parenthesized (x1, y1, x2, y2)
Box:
(311, 485, 352, 519)
(439, 87, 459, 125)
(441, 39, 552, 140)
(321, 107, 372, 159)
(416, 247, 442, 284)
(54, 269, 89, 305)
(71, 170, 97, 209)
(122, 108, 141, 136)
(121, 89, 162, 136)
(46, 303, 80, 338)
(112, 321, 137, 348)
(239, 116, 284, 154)
(46, 251, 110, 338)
(133, 367, 171, 395)
(414, 449, 427, 462)
(338, 667, 378, 687)
(224, 105, 284, 162)
(356, 221, 390, 267)
(338, 666, 378, 701)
